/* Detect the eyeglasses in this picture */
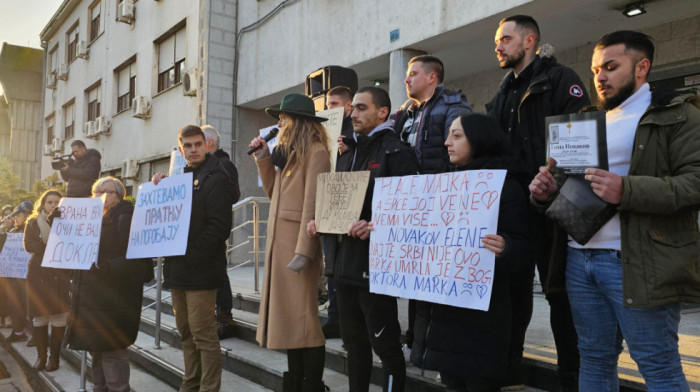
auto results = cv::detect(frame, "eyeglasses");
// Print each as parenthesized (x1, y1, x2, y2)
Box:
(93, 190, 117, 197)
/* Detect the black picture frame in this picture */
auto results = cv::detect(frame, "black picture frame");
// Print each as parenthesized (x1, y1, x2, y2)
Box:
(545, 111, 608, 175)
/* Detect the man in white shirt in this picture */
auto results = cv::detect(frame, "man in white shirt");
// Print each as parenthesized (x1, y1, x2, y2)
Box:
(530, 30, 700, 391)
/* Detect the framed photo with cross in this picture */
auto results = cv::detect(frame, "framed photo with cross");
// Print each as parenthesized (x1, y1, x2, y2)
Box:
(545, 111, 608, 175)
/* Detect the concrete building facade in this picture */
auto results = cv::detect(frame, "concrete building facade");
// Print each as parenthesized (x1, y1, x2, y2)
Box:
(40, 0, 237, 195)
(39, 0, 700, 199)
(232, 0, 700, 198)
(0, 43, 44, 190)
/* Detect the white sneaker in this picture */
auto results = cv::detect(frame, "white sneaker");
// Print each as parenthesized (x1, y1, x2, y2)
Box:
(401, 343, 411, 363)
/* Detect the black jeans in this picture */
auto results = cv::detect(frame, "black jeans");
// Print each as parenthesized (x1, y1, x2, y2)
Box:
(441, 372, 500, 392)
(507, 213, 579, 381)
(336, 282, 405, 392)
(326, 277, 339, 324)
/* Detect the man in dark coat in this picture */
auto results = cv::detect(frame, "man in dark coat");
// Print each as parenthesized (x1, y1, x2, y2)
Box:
(59, 140, 101, 197)
(153, 125, 233, 392)
(321, 85, 356, 339)
(309, 87, 419, 391)
(486, 15, 590, 390)
(202, 125, 241, 340)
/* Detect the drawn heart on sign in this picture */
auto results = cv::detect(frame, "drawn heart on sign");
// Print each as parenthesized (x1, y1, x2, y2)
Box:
(441, 211, 455, 226)
(481, 191, 499, 210)
(476, 285, 488, 299)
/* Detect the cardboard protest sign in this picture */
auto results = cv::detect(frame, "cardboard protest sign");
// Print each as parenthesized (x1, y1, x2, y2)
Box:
(42, 198, 104, 270)
(169, 148, 187, 177)
(369, 170, 506, 311)
(315, 171, 370, 234)
(0, 233, 30, 278)
(316, 107, 344, 172)
(127, 172, 193, 259)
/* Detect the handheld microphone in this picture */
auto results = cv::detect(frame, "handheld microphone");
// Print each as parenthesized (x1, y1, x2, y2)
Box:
(2, 201, 33, 223)
(247, 128, 279, 155)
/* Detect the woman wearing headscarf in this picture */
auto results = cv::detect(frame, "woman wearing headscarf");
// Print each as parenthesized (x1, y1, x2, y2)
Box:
(249, 93, 331, 392)
(24, 189, 70, 371)
(410, 113, 530, 392)
(64, 177, 153, 392)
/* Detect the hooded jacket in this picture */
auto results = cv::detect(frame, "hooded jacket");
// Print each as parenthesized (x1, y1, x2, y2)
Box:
(325, 121, 419, 287)
(60, 148, 102, 197)
(163, 154, 233, 290)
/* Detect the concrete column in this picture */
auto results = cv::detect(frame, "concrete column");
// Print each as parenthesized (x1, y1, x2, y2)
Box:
(389, 48, 426, 112)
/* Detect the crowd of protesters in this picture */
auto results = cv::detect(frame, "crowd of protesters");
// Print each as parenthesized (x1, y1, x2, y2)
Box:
(0, 14, 698, 392)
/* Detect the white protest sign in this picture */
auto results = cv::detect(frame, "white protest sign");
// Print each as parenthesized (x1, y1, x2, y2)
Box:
(369, 170, 506, 311)
(257, 125, 280, 187)
(317, 107, 344, 172)
(42, 198, 104, 270)
(169, 148, 187, 177)
(0, 233, 30, 278)
(126, 172, 193, 258)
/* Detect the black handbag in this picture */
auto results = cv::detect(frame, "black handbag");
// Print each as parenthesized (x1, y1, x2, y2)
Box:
(545, 176, 618, 245)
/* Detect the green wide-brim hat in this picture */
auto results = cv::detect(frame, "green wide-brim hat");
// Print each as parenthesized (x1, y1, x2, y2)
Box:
(265, 93, 328, 122)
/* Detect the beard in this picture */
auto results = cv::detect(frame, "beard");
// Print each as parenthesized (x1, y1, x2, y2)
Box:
(499, 46, 526, 70)
(597, 70, 637, 110)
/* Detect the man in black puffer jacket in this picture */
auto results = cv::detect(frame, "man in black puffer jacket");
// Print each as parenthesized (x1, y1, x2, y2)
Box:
(152, 125, 233, 392)
(486, 15, 590, 390)
(59, 140, 101, 197)
(310, 87, 419, 392)
(393, 55, 471, 175)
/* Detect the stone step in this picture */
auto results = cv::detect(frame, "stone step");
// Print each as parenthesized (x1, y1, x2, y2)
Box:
(2, 326, 175, 392)
(141, 269, 650, 392)
(138, 307, 533, 392)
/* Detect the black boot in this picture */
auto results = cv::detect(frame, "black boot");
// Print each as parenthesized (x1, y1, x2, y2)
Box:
(558, 370, 578, 392)
(302, 379, 330, 392)
(32, 325, 48, 370)
(46, 326, 65, 372)
(283, 371, 303, 392)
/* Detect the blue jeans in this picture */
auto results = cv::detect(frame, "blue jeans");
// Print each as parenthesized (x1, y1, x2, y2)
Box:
(565, 248, 689, 392)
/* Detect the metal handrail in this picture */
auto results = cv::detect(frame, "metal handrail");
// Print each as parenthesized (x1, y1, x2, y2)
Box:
(142, 196, 270, 348)
(228, 196, 269, 293)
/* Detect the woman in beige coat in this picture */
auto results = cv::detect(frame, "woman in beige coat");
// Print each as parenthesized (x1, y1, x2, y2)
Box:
(250, 93, 331, 392)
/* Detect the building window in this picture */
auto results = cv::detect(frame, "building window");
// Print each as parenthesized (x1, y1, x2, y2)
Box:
(49, 46, 58, 74)
(46, 115, 55, 144)
(64, 102, 75, 139)
(116, 62, 135, 113)
(86, 83, 101, 121)
(66, 24, 79, 63)
(157, 26, 186, 92)
(149, 158, 170, 178)
(89, 1, 102, 42)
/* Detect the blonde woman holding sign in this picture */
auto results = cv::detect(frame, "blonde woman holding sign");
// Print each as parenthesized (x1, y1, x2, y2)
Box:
(249, 93, 331, 392)
(24, 189, 70, 371)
